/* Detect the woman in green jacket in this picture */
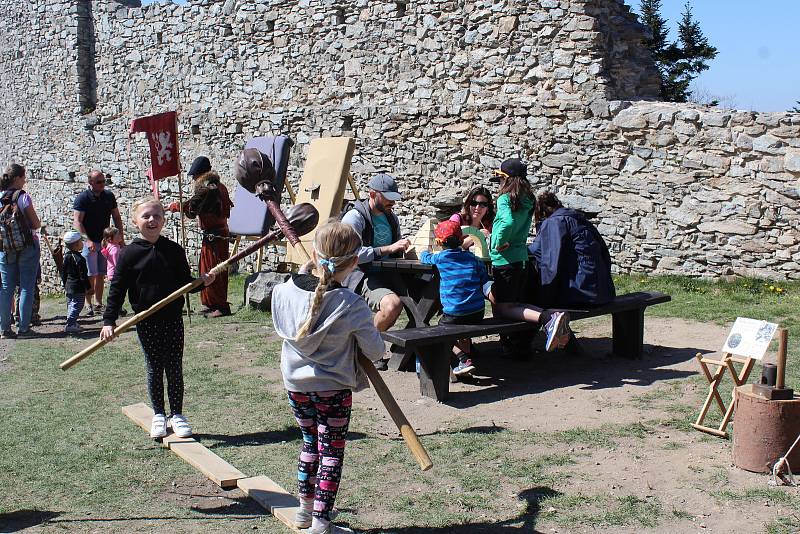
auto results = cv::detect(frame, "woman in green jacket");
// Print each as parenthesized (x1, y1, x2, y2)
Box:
(489, 158, 570, 352)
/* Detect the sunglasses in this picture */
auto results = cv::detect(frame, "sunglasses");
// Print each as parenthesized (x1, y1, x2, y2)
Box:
(470, 200, 489, 208)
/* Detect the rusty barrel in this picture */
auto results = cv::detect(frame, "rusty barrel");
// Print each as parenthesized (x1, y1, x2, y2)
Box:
(732, 384, 800, 473)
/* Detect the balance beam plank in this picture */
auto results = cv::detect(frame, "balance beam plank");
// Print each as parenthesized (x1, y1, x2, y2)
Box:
(121, 402, 195, 448)
(238, 476, 301, 532)
(122, 402, 156, 433)
(169, 441, 247, 489)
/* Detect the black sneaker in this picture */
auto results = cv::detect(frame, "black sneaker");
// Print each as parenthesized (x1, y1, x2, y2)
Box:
(16, 329, 37, 339)
(1, 330, 16, 339)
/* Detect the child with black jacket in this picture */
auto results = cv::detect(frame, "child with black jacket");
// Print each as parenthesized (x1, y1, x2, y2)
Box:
(61, 230, 91, 334)
(100, 198, 214, 439)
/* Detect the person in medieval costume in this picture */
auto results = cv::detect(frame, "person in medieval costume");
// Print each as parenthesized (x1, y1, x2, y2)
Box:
(168, 157, 234, 317)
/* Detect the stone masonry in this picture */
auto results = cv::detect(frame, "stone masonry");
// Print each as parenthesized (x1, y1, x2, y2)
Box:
(0, 0, 798, 293)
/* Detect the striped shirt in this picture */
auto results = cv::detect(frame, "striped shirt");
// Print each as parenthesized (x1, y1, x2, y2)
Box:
(420, 248, 490, 316)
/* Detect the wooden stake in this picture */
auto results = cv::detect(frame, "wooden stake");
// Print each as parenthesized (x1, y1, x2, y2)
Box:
(357, 354, 433, 471)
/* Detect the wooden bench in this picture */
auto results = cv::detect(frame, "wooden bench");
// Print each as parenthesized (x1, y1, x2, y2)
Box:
(381, 291, 671, 401)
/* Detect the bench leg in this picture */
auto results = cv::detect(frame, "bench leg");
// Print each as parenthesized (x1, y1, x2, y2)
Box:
(388, 346, 415, 371)
(612, 308, 645, 359)
(416, 342, 451, 401)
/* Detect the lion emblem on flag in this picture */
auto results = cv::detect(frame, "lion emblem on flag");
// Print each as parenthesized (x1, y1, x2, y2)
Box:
(151, 131, 174, 165)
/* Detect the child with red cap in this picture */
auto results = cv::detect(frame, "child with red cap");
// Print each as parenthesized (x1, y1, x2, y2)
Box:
(420, 220, 493, 376)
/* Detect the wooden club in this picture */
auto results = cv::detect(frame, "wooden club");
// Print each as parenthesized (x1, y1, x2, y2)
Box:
(358, 353, 433, 471)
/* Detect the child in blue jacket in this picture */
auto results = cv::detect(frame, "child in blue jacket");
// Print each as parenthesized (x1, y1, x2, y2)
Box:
(420, 220, 492, 376)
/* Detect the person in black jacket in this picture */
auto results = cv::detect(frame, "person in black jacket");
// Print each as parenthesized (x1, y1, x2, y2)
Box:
(100, 198, 214, 440)
(61, 231, 91, 334)
(528, 192, 615, 308)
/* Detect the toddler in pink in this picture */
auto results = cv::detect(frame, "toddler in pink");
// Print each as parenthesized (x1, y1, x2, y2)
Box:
(100, 227, 126, 314)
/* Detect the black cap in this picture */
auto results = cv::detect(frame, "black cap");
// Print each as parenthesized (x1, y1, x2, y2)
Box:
(491, 158, 527, 182)
(187, 156, 211, 177)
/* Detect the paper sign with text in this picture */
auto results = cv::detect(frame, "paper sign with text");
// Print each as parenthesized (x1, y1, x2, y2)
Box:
(721, 317, 778, 360)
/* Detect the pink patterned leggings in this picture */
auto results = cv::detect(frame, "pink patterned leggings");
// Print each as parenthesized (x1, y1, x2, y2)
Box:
(287, 389, 352, 520)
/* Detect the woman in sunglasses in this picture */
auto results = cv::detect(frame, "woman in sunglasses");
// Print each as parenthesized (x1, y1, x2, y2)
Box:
(449, 185, 494, 250)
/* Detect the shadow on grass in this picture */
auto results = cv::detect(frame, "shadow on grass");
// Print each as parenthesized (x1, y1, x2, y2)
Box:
(360, 486, 561, 534)
(441, 337, 710, 409)
(197, 426, 368, 449)
(0, 509, 61, 531)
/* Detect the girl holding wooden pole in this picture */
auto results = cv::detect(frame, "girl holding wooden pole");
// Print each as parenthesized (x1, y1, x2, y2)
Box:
(271, 221, 386, 534)
(100, 197, 214, 439)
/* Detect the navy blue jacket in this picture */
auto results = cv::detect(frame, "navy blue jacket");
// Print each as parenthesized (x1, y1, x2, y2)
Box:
(528, 208, 615, 307)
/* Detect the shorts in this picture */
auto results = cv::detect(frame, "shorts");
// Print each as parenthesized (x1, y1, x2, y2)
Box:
(439, 309, 485, 325)
(82, 241, 107, 277)
(491, 262, 529, 303)
(358, 271, 404, 312)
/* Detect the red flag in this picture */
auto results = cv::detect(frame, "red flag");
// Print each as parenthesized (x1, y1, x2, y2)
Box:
(130, 111, 180, 180)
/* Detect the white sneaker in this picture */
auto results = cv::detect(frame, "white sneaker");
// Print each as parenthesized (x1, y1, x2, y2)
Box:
(150, 414, 167, 438)
(544, 312, 570, 352)
(170, 413, 193, 438)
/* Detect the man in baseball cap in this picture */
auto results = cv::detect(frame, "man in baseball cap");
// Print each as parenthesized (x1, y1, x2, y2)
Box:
(341, 173, 411, 367)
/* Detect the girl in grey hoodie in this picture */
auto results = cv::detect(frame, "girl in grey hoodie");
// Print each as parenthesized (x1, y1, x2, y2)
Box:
(272, 221, 385, 534)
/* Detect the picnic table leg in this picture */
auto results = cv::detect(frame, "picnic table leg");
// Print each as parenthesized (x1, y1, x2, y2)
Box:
(611, 307, 645, 359)
(416, 342, 451, 401)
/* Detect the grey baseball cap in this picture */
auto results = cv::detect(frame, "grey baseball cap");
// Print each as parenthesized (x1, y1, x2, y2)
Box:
(368, 173, 401, 201)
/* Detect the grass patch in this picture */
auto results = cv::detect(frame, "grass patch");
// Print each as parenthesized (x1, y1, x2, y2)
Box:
(541, 493, 664, 528)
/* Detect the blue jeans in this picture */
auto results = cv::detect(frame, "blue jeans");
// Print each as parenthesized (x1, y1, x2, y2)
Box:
(66, 293, 85, 326)
(0, 241, 41, 332)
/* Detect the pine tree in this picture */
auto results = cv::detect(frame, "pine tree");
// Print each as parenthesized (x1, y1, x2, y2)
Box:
(638, 1, 718, 103)
(792, 101, 800, 113)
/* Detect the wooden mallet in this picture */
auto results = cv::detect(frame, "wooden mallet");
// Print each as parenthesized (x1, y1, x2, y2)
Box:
(60, 203, 319, 370)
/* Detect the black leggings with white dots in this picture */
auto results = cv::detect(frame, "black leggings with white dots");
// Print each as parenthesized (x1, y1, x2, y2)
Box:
(137, 317, 185, 417)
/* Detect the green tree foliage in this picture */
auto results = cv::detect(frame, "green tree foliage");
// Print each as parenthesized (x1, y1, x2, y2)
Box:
(638, 1, 718, 103)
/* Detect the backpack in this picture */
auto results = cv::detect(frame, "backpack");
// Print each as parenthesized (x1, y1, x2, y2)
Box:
(0, 190, 33, 252)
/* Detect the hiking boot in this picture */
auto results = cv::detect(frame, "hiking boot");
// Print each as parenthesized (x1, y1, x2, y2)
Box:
(453, 358, 476, 377)
(294, 508, 313, 529)
(544, 312, 570, 352)
(16, 329, 37, 339)
(150, 414, 167, 439)
(65, 323, 82, 334)
(169, 413, 193, 438)
(1, 330, 16, 340)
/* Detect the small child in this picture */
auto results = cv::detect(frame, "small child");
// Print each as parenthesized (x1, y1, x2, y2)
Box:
(61, 231, 91, 334)
(100, 227, 127, 316)
(272, 221, 385, 534)
(490, 158, 570, 352)
(100, 198, 214, 439)
(420, 220, 492, 376)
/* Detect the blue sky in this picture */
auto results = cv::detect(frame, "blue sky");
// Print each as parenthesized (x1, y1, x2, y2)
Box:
(142, 0, 798, 112)
(633, 0, 798, 112)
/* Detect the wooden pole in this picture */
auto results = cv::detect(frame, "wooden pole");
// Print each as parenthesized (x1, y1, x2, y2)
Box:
(777, 328, 788, 390)
(175, 112, 192, 322)
(357, 354, 433, 471)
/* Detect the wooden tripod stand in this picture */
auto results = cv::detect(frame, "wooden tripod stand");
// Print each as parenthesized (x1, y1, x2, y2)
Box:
(691, 352, 754, 438)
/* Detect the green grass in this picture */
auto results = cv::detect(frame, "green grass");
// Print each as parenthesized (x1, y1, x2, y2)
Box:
(3, 273, 800, 532)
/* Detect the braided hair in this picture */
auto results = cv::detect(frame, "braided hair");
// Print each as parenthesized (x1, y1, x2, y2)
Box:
(295, 220, 362, 340)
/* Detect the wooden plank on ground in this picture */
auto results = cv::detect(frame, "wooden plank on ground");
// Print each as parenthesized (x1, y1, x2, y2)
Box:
(168, 441, 247, 489)
(121, 402, 195, 448)
(238, 476, 301, 532)
(122, 403, 246, 488)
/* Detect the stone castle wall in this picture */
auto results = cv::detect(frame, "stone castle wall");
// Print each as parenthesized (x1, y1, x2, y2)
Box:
(0, 0, 798, 293)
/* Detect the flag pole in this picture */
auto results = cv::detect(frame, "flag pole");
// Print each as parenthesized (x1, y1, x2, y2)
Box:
(174, 111, 192, 323)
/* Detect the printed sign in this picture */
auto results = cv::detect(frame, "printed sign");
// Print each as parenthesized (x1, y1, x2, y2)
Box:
(721, 317, 778, 360)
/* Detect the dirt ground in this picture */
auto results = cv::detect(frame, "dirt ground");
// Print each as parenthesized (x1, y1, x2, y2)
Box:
(4, 306, 799, 533)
